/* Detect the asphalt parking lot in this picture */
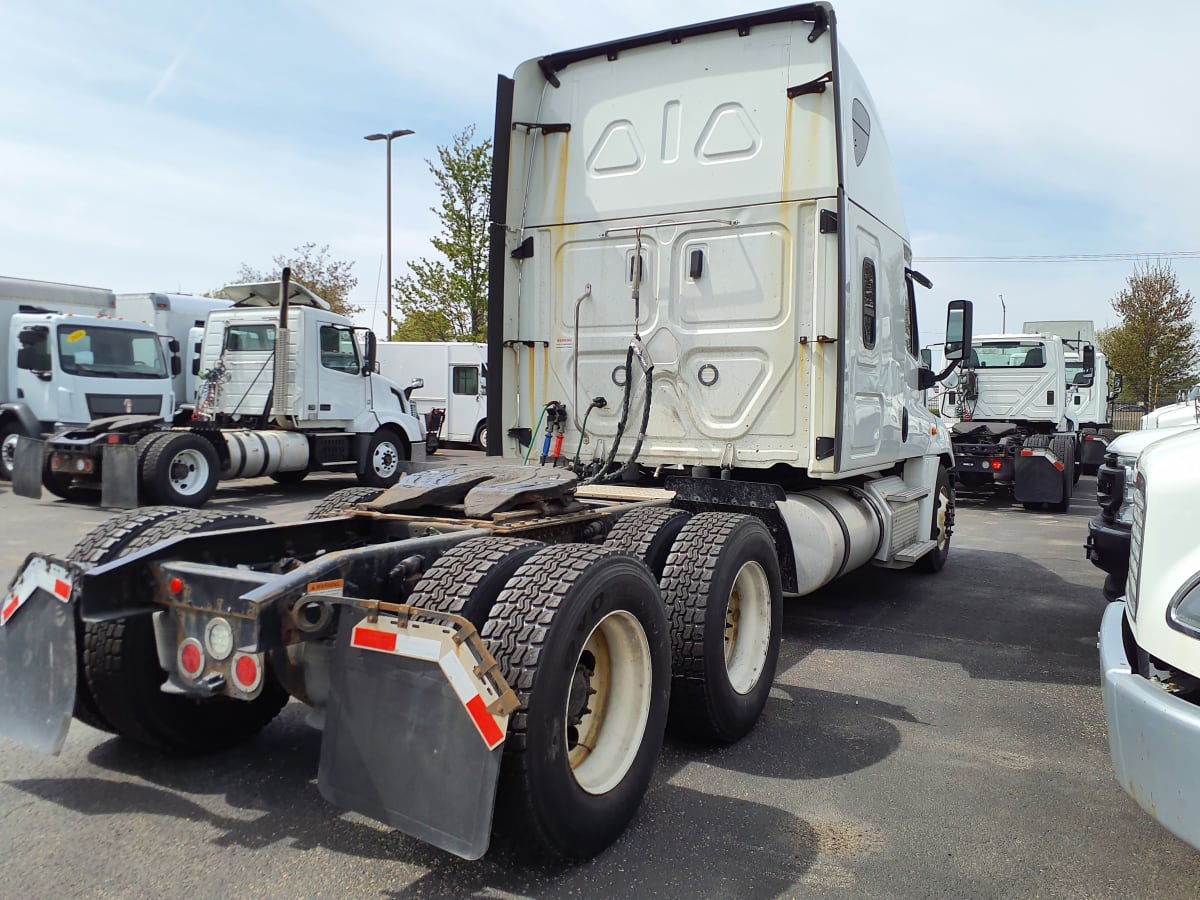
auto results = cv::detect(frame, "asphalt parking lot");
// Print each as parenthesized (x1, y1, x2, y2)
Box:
(1, 465, 1198, 898)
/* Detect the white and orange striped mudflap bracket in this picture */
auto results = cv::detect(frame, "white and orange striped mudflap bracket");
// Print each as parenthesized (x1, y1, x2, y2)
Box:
(2, 557, 72, 626)
(1019, 446, 1066, 471)
(350, 616, 511, 750)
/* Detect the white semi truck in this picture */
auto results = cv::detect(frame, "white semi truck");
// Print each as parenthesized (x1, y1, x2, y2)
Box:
(11, 273, 425, 506)
(947, 329, 1088, 511)
(1023, 320, 1120, 474)
(1139, 383, 1200, 430)
(375, 341, 488, 452)
(1099, 426, 1200, 851)
(0, 276, 178, 482)
(0, 4, 971, 862)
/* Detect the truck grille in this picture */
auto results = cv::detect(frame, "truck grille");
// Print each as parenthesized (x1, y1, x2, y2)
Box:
(1127, 471, 1145, 619)
(86, 393, 162, 418)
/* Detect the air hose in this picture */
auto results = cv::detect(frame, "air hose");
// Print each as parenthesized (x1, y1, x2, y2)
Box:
(523, 403, 551, 465)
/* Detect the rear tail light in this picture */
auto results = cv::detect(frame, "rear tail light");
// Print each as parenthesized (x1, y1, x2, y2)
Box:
(232, 652, 263, 693)
(205, 617, 234, 661)
(178, 638, 205, 680)
(990, 459, 1003, 471)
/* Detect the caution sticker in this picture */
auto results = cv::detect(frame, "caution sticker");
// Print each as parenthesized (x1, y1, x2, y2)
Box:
(66, 329, 88, 344)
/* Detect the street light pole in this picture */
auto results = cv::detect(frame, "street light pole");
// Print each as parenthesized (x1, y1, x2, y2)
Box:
(364, 128, 414, 336)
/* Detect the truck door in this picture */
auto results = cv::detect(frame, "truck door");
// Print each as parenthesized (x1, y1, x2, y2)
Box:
(315, 322, 368, 425)
(12, 324, 56, 424)
(837, 218, 906, 471)
(446, 364, 484, 443)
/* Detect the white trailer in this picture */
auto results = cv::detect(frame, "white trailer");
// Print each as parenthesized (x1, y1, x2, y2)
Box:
(376, 341, 488, 450)
(0, 4, 973, 863)
(0, 276, 176, 481)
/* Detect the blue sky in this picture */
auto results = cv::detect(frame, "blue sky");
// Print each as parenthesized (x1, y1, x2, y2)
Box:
(3, 0, 1198, 340)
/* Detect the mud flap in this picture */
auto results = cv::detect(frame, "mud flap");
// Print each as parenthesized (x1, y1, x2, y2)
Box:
(1013, 449, 1065, 503)
(101, 443, 140, 509)
(318, 608, 511, 860)
(0, 557, 76, 754)
(11, 436, 44, 500)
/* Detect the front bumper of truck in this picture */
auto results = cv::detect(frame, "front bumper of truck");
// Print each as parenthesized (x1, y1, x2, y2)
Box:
(1086, 514, 1130, 600)
(1099, 601, 1200, 851)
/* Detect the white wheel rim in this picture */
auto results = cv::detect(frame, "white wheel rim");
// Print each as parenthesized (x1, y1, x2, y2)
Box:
(168, 448, 210, 496)
(477, 426, 487, 449)
(1, 433, 17, 475)
(934, 485, 951, 551)
(372, 440, 399, 478)
(724, 560, 772, 695)
(565, 609, 653, 796)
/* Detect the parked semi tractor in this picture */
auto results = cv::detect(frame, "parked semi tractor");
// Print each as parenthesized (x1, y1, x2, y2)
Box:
(1023, 320, 1120, 474)
(1098, 426, 1200, 851)
(946, 329, 1087, 511)
(11, 273, 424, 506)
(376, 341, 487, 452)
(1, 276, 178, 483)
(0, 5, 972, 862)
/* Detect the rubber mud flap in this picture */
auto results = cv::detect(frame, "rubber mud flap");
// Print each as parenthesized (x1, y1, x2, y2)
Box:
(12, 435, 43, 500)
(0, 561, 77, 754)
(101, 442, 140, 509)
(317, 608, 504, 860)
(1013, 451, 1064, 504)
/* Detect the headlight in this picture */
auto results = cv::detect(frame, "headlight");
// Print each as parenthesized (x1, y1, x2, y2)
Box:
(1112, 457, 1138, 524)
(1169, 575, 1200, 637)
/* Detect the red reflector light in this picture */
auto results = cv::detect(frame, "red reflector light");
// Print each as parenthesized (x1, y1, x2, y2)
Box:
(106, 434, 121, 444)
(232, 653, 262, 692)
(178, 639, 204, 679)
(1021, 449, 1034, 456)
(991, 459, 1003, 471)
(169, 577, 184, 595)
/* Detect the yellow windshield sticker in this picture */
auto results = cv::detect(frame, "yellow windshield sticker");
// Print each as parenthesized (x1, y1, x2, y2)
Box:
(67, 329, 87, 343)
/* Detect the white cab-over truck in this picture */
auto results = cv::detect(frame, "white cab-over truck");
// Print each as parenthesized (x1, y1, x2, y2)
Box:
(1023, 320, 1120, 474)
(0, 5, 971, 862)
(375, 341, 488, 452)
(1099, 426, 1200, 850)
(947, 328, 1093, 511)
(1, 276, 178, 482)
(11, 273, 424, 506)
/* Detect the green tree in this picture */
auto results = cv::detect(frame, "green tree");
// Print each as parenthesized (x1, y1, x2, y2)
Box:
(233, 242, 360, 318)
(394, 126, 491, 341)
(1097, 261, 1199, 406)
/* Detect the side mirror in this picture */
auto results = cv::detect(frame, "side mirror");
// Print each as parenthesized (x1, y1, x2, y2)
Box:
(171, 355, 182, 376)
(920, 348, 932, 369)
(1082, 345, 1095, 370)
(167, 338, 181, 353)
(1111, 372, 1123, 397)
(361, 331, 377, 377)
(943, 300, 973, 362)
(917, 367, 937, 391)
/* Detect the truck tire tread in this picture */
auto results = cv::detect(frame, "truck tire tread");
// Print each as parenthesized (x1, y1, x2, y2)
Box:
(603, 506, 691, 579)
(305, 486, 384, 519)
(408, 537, 542, 628)
(481, 544, 670, 860)
(659, 512, 782, 744)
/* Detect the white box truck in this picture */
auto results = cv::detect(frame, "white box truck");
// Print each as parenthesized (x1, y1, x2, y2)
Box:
(1, 276, 176, 481)
(376, 341, 488, 451)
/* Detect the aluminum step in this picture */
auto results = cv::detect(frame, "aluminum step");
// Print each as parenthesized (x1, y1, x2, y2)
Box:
(885, 486, 929, 504)
(893, 539, 938, 564)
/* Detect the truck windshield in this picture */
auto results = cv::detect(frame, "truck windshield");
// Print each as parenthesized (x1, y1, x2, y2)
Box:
(971, 341, 1046, 369)
(57, 325, 168, 379)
